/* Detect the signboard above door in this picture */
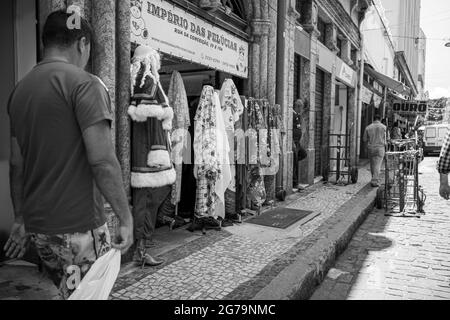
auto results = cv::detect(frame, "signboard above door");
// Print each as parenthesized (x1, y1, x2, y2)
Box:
(131, 0, 249, 78)
(392, 100, 428, 115)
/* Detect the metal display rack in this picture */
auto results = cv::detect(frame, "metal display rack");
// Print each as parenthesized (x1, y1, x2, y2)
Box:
(376, 139, 426, 217)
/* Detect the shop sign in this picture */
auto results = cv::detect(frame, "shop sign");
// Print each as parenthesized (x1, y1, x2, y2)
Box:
(131, 0, 249, 78)
(338, 62, 355, 87)
(392, 100, 428, 114)
(362, 86, 382, 107)
(362, 86, 373, 104)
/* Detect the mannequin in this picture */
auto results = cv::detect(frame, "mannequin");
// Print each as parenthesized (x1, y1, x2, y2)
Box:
(128, 45, 176, 267)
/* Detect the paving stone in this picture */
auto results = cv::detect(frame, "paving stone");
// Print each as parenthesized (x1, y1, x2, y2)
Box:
(311, 158, 450, 300)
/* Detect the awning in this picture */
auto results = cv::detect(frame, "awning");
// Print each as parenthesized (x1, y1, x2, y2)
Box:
(364, 64, 411, 96)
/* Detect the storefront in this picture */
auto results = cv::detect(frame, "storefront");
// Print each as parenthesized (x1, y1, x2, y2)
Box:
(0, 0, 38, 260)
(0, 0, 282, 264)
(123, 0, 283, 244)
(131, 0, 244, 216)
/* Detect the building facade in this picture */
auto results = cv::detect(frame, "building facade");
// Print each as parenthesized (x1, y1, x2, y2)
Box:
(1, 0, 301, 250)
(417, 28, 427, 100)
(292, 0, 370, 186)
(380, 0, 422, 91)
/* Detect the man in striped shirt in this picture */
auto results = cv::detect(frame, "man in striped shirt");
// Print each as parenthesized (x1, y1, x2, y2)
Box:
(437, 129, 450, 199)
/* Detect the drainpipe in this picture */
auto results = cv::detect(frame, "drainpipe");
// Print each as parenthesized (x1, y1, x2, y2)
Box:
(275, 0, 287, 199)
(356, 33, 365, 163)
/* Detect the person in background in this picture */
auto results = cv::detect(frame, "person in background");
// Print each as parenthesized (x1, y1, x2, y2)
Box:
(391, 121, 402, 140)
(401, 128, 407, 139)
(4, 10, 133, 299)
(293, 99, 308, 190)
(363, 114, 387, 187)
(381, 119, 391, 142)
(438, 128, 450, 200)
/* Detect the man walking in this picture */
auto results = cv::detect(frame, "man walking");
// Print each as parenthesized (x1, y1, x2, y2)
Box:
(4, 10, 133, 299)
(363, 114, 387, 187)
(437, 128, 450, 200)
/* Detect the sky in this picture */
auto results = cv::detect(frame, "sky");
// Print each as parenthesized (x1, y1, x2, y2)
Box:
(421, 0, 450, 99)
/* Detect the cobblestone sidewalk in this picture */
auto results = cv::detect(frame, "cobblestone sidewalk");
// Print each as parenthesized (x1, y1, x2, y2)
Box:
(311, 157, 450, 300)
(0, 166, 371, 300)
(111, 168, 371, 300)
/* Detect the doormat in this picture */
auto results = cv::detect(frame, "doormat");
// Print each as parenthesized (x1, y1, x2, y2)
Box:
(246, 208, 314, 229)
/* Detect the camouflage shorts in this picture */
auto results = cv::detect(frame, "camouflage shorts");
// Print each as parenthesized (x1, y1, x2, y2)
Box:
(31, 223, 111, 300)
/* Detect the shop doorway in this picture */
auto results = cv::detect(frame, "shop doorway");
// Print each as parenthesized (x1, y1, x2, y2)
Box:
(0, 0, 37, 260)
(360, 102, 374, 159)
(331, 81, 349, 171)
(314, 68, 325, 177)
(157, 53, 245, 221)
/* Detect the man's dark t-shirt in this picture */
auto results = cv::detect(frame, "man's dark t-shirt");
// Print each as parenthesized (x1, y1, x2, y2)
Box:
(8, 60, 113, 235)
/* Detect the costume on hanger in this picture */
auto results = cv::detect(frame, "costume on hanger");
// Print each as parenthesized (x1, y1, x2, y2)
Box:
(168, 71, 190, 206)
(193, 86, 231, 219)
(219, 79, 244, 216)
(213, 90, 231, 219)
(261, 103, 282, 201)
(246, 98, 267, 209)
(219, 79, 244, 188)
(128, 45, 175, 264)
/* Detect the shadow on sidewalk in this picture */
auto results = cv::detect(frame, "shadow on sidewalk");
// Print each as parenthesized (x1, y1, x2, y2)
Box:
(311, 208, 394, 300)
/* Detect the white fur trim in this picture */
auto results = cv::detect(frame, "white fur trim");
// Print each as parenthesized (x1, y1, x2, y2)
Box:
(147, 149, 171, 168)
(162, 106, 174, 130)
(128, 105, 139, 122)
(135, 104, 165, 120)
(128, 104, 174, 123)
(162, 105, 174, 121)
(162, 119, 172, 131)
(131, 168, 176, 188)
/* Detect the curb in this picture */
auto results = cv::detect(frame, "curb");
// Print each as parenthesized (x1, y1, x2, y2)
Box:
(252, 184, 377, 300)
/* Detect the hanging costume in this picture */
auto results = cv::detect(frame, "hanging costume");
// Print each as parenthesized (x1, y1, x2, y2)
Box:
(193, 86, 231, 220)
(219, 79, 244, 191)
(168, 71, 190, 206)
(219, 79, 244, 217)
(246, 98, 267, 209)
(128, 45, 176, 248)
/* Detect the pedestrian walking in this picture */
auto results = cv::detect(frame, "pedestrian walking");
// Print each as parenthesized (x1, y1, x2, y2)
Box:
(293, 99, 307, 190)
(4, 10, 133, 299)
(363, 114, 387, 187)
(437, 128, 450, 200)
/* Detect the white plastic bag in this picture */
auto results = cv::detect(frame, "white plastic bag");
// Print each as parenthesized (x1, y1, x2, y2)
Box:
(68, 249, 121, 300)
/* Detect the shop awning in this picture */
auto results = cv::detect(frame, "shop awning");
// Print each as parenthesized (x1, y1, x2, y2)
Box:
(364, 64, 411, 96)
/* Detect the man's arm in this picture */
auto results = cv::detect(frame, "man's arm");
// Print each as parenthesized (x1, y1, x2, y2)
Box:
(437, 129, 450, 199)
(363, 127, 368, 144)
(82, 120, 133, 253)
(9, 136, 24, 223)
(4, 132, 28, 259)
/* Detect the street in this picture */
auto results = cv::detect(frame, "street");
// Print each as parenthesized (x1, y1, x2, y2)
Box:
(311, 156, 450, 300)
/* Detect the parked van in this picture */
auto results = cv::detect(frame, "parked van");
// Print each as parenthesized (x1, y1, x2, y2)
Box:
(423, 124, 450, 156)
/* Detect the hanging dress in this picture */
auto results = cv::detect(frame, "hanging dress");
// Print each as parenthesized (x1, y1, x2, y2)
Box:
(213, 91, 231, 219)
(168, 71, 190, 205)
(219, 79, 244, 193)
(193, 86, 222, 218)
(246, 98, 267, 209)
